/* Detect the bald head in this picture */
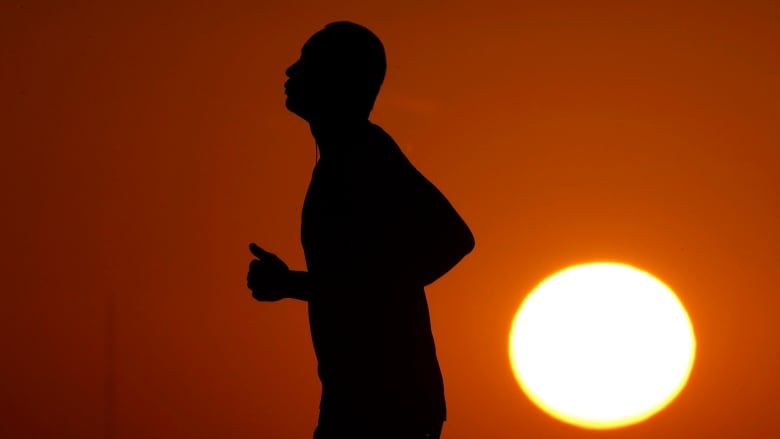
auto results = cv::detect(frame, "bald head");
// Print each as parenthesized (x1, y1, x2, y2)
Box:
(285, 22, 386, 122)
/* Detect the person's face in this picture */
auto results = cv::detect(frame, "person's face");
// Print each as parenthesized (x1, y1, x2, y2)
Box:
(283, 53, 310, 119)
(285, 29, 372, 123)
(284, 33, 333, 122)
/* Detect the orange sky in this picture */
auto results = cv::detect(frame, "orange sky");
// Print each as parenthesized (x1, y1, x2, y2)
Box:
(2, 1, 779, 438)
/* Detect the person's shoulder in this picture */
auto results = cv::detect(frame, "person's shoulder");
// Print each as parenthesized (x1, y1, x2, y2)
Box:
(365, 123, 414, 170)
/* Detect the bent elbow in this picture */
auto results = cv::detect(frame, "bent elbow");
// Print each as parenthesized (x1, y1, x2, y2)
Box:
(456, 223, 475, 260)
(463, 228, 475, 256)
(420, 229, 474, 287)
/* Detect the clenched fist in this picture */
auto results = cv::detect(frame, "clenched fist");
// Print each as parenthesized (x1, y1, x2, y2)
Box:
(247, 243, 290, 302)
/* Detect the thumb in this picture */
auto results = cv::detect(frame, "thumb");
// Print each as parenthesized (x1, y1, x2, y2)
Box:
(249, 242, 271, 259)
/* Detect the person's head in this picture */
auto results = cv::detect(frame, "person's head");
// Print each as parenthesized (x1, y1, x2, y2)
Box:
(284, 21, 386, 123)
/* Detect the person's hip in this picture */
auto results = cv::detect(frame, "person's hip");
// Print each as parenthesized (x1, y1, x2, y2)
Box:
(313, 419, 443, 439)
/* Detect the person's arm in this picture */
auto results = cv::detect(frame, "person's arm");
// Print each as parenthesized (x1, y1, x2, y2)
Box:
(338, 164, 475, 290)
(277, 270, 316, 302)
(389, 181, 474, 288)
(247, 244, 316, 302)
(404, 200, 475, 287)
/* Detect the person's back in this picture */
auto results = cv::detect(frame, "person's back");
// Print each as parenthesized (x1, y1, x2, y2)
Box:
(247, 22, 474, 439)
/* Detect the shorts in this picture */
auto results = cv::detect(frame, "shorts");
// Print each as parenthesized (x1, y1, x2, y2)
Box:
(313, 421, 443, 439)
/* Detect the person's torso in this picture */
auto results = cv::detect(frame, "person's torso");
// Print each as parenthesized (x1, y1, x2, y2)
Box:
(300, 123, 446, 425)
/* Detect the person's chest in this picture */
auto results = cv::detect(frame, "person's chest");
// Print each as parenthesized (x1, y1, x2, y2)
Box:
(301, 159, 373, 265)
(301, 159, 360, 231)
(300, 150, 416, 268)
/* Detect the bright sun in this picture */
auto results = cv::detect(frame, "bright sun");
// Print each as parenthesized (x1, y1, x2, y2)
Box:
(509, 262, 696, 430)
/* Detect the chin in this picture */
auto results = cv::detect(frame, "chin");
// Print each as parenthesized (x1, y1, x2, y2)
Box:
(285, 98, 311, 121)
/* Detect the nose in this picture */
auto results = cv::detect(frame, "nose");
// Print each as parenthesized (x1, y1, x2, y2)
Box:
(285, 60, 299, 78)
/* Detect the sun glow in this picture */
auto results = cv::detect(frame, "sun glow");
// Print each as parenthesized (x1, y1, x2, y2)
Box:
(509, 262, 696, 429)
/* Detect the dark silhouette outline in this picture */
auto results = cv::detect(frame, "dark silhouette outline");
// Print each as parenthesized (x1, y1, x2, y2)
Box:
(247, 21, 474, 439)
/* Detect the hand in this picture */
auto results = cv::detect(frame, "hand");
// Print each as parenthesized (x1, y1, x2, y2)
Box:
(247, 243, 290, 302)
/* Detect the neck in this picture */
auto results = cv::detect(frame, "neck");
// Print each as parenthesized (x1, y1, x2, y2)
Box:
(308, 116, 371, 158)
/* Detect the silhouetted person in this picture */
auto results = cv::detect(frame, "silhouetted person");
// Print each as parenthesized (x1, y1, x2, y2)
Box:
(247, 22, 474, 439)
